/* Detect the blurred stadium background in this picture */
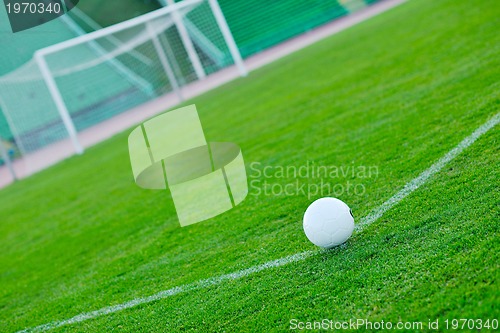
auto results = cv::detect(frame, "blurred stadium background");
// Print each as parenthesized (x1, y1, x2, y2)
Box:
(0, 0, 380, 186)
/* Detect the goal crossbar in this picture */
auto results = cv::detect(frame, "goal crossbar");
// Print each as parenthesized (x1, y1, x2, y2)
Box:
(0, 0, 247, 167)
(36, 0, 203, 57)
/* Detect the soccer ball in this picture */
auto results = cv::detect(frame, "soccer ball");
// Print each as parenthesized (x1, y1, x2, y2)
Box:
(303, 197, 354, 248)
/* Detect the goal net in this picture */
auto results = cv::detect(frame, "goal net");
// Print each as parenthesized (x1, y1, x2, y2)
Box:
(0, 0, 245, 174)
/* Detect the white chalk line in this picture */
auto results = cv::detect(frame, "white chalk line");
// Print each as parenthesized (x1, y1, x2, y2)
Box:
(16, 251, 317, 333)
(356, 112, 500, 231)
(15, 112, 500, 333)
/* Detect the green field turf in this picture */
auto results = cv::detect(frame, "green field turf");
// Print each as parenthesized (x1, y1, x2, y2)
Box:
(1, 0, 499, 331)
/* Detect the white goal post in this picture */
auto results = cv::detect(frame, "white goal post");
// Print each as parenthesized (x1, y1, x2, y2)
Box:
(0, 0, 246, 161)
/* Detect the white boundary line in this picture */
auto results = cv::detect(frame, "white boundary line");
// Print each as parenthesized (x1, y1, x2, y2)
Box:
(356, 112, 500, 231)
(15, 112, 500, 333)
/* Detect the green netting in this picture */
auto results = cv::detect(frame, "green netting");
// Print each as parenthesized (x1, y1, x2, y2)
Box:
(0, 0, 234, 156)
(170, 0, 379, 58)
(219, 0, 348, 57)
(0, 4, 80, 141)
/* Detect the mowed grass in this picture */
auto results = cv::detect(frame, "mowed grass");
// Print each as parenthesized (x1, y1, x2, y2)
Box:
(1, 0, 499, 332)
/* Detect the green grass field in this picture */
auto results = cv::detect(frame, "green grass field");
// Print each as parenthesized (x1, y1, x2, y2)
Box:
(1, 0, 499, 332)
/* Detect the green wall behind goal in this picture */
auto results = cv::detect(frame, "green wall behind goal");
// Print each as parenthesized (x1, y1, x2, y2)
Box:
(169, 0, 377, 58)
(218, 0, 348, 58)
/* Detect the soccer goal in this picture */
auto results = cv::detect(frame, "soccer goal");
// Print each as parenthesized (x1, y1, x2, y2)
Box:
(0, 0, 246, 175)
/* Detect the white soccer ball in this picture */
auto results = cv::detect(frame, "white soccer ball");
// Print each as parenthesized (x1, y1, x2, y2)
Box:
(303, 197, 355, 248)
